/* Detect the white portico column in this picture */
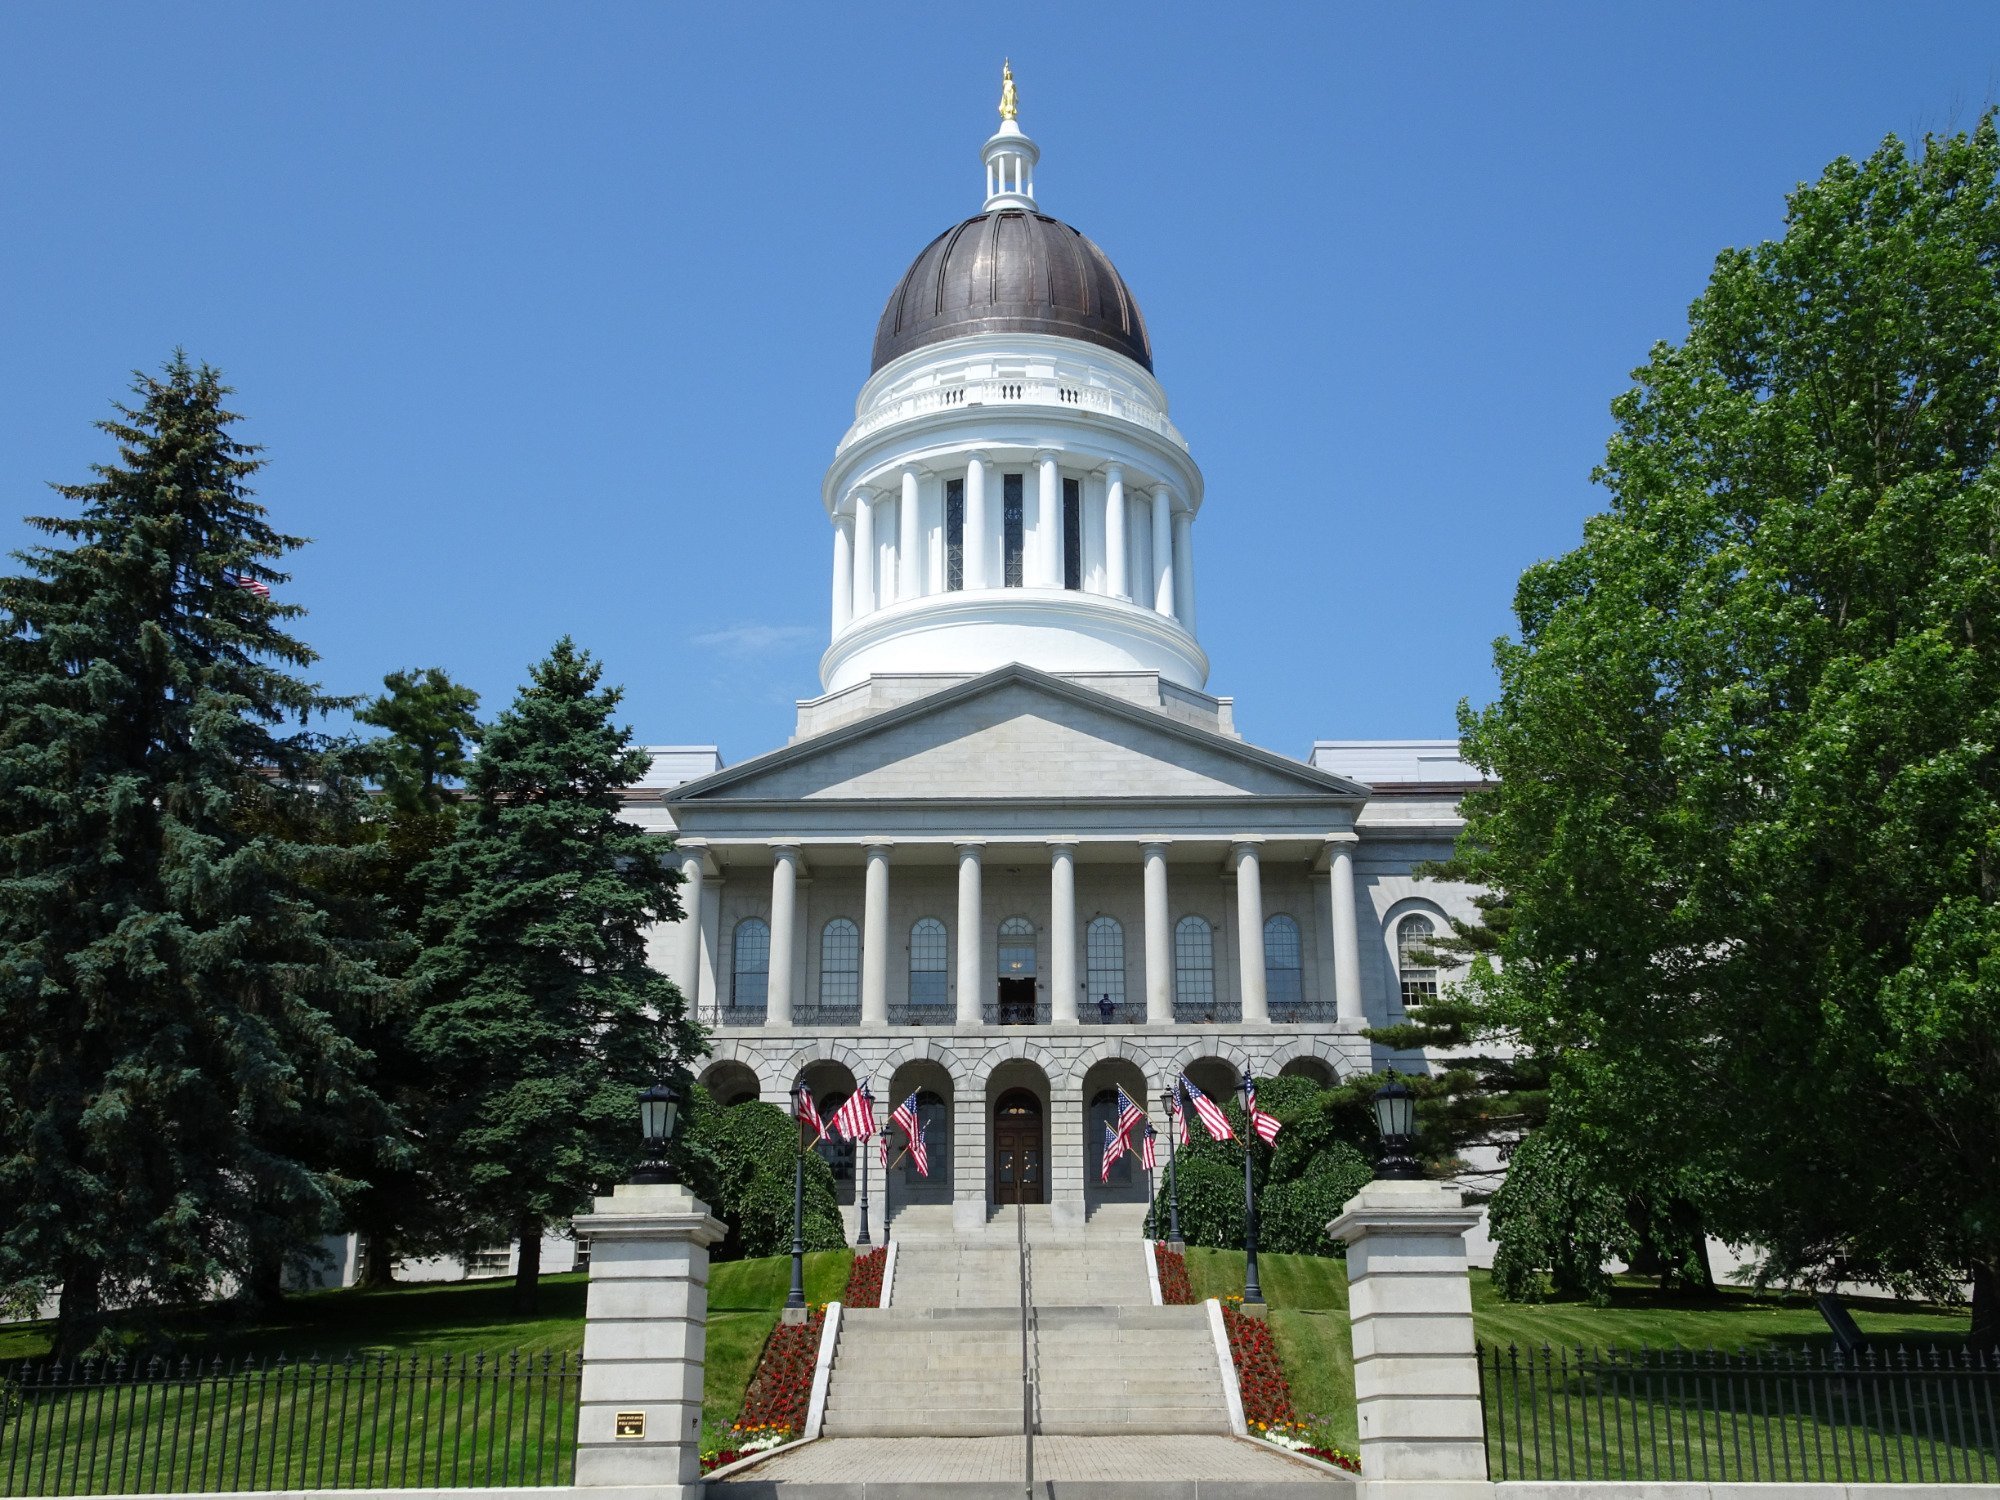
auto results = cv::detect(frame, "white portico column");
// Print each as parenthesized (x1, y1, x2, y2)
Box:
(1151, 484, 1175, 616)
(674, 847, 705, 1012)
(830, 518, 853, 634)
(898, 467, 922, 600)
(850, 488, 876, 616)
(955, 843, 985, 1026)
(1232, 840, 1269, 1024)
(1328, 833, 1365, 1024)
(862, 842, 891, 1027)
(1034, 450, 1061, 588)
(1171, 508, 1197, 630)
(964, 454, 990, 589)
(766, 845, 801, 1027)
(1049, 841, 1078, 1025)
(1104, 464, 1128, 600)
(1141, 841, 1172, 1024)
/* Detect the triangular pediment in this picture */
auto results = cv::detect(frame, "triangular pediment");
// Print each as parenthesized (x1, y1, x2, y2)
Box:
(668, 666, 1366, 805)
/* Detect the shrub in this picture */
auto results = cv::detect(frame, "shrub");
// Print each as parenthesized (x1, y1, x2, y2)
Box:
(1256, 1142, 1372, 1256)
(678, 1091, 845, 1261)
(1487, 1129, 1633, 1303)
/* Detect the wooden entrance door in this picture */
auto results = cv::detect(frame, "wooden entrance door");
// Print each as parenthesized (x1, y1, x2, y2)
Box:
(992, 1089, 1044, 1205)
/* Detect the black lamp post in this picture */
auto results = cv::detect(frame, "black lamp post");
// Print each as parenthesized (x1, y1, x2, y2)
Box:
(630, 1083, 680, 1185)
(1159, 1088, 1184, 1251)
(1238, 1066, 1264, 1309)
(1142, 1126, 1158, 1240)
(1372, 1072, 1422, 1180)
(854, 1088, 872, 1248)
(785, 1078, 809, 1317)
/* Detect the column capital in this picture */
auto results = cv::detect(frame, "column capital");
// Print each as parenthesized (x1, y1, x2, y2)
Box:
(954, 839, 987, 852)
(846, 483, 878, 507)
(768, 841, 805, 869)
(966, 448, 991, 463)
(1104, 461, 1125, 482)
(1045, 837, 1080, 852)
(1138, 838, 1172, 854)
(900, 462, 928, 480)
(862, 840, 895, 855)
(1316, 831, 1361, 871)
(1035, 448, 1061, 464)
(1327, 830, 1361, 849)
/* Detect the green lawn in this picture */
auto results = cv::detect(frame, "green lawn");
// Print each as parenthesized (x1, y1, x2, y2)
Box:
(1178, 1247, 1973, 1466)
(0, 1250, 853, 1494)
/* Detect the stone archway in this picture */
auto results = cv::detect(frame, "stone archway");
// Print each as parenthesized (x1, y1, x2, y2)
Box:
(985, 1059, 1051, 1208)
(800, 1058, 860, 1208)
(884, 1057, 954, 1220)
(1080, 1056, 1151, 1224)
(1278, 1055, 1338, 1088)
(698, 1059, 761, 1107)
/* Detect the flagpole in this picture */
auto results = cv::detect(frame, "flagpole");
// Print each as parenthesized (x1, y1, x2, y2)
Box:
(1238, 1066, 1265, 1310)
(855, 1093, 872, 1248)
(881, 1134, 891, 1238)
(785, 1076, 808, 1322)
(1160, 1088, 1184, 1252)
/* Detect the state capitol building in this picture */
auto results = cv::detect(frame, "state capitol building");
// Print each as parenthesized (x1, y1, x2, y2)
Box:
(621, 75, 1485, 1240)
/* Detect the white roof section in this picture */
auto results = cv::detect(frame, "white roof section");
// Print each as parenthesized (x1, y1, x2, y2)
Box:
(634, 746, 725, 790)
(1310, 739, 1484, 787)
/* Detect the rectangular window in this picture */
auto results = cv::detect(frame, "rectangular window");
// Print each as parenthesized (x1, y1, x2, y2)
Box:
(1062, 478, 1082, 590)
(1003, 473, 1024, 587)
(946, 479, 964, 591)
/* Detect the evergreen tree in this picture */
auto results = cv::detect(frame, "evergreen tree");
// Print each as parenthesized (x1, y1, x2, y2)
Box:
(411, 639, 702, 1311)
(0, 355, 392, 1354)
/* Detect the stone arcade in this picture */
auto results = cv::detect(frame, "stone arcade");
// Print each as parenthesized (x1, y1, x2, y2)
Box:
(629, 81, 1483, 1241)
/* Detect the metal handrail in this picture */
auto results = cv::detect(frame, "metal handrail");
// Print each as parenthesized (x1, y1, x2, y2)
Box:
(1017, 1198, 1034, 1498)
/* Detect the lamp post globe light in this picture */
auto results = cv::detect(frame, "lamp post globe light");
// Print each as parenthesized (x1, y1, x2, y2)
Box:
(785, 1076, 809, 1321)
(630, 1082, 680, 1185)
(1371, 1072, 1422, 1180)
(1238, 1066, 1264, 1309)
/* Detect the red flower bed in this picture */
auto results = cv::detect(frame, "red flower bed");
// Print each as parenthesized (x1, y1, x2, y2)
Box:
(844, 1247, 886, 1308)
(1220, 1304, 1359, 1473)
(729, 1309, 823, 1440)
(1154, 1242, 1193, 1304)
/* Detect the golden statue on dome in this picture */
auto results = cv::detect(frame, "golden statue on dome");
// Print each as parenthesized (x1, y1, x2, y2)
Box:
(999, 60, 1018, 122)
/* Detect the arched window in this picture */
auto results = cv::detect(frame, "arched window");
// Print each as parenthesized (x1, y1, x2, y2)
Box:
(1397, 914, 1439, 1007)
(1174, 915, 1215, 1012)
(1088, 1087, 1135, 1187)
(909, 918, 948, 1007)
(1086, 916, 1125, 1012)
(945, 478, 964, 591)
(732, 918, 770, 1013)
(1264, 914, 1303, 1005)
(1002, 472, 1025, 587)
(998, 916, 1037, 977)
(820, 918, 860, 1008)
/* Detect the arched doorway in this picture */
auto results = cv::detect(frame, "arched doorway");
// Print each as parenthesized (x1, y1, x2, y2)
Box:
(993, 1087, 1045, 1205)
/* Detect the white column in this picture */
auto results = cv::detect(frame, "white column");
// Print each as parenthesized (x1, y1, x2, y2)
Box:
(1233, 840, 1269, 1024)
(830, 517, 853, 633)
(898, 467, 922, 601)
(1049, 841, 1078, 1025)
(674, 848, 705, 1009)
(1328, 833, 1364, 1024)
(1171, 509, 1196, 629)
(955, 842, 984, 1026)
(1104, 464, 1128, 600)
(1082, 474, 1106, 593)
(1034, 450, 1061, 587)
(862, 842, 890, 1026)
(1141, 841, 1171, 1024)
(850, 488, 876, 615)
(964, 454, 989, 589)
(1151, 485, 1175, 615)
(767, 845, 800, 1027)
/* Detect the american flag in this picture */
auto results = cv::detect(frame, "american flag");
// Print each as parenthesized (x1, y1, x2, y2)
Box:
(892, 1091, 929, 1177)
(795, 1083, 827, 1144)
(231, 573, 271, 598)
(879, 1133, 889, 1170)
(1100, 1120, 1126, 1183)
(831, 1085, 875, 1143)
(1140, 1124, 1158, 1173)
(1167, 1090, 1190, 1147)
(1114, 1086, 1146, 1141)
(1244, 1076, 1282, 1145)
(1180, 1075, 1234, 1142)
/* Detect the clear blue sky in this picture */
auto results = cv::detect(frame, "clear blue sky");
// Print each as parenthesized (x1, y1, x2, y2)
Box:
(3, 4, 1996, 762)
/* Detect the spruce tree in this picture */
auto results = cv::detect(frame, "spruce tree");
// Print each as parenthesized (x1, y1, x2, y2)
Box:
(0, 355, 392, 1354)
(411, 639, 701, 1311)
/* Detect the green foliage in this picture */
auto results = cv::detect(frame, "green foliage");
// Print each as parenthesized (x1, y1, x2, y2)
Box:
(355, 667, 480, 816)
(678, 1091, 844, 1260)
(1487, 1130, 1634, 1304)
(0, 355, 394, 1354)
(410, 639, 704, 1308)
(1258, 1145, 1373, 1257)
(1456, 117, 2000, 1332)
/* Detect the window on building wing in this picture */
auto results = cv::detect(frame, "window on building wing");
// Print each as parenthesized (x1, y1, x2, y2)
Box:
(1398, 914, 1440, 1007)
(1264, 914, 1303, 1005)
(732, 918, 770, 1013)
(946, 478, 964, 591)
(1003, 472, 1025, 587)
(1174, 915, 1214, 1009)
(820, 918, 860, 1008)
(1086, 916, 1125, 1010)
(910, 917, 948, 1006)
(1062, 477, 1082, 590)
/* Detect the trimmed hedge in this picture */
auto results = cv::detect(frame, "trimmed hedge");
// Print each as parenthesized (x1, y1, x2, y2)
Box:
(679, 1090, 846, 1260)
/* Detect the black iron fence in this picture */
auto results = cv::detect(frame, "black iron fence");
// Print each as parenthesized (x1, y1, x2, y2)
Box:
(0, 1351, 578, 1496)
(1480, 1342, 2000, 1484)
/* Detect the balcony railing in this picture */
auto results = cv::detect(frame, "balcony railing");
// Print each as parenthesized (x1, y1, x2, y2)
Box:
(982, 998, 1052, 1026)
(1172, 1000, 1242, 1025)
(886, 1003, 956, 1026)
(1269, 1001, 1342, 1024)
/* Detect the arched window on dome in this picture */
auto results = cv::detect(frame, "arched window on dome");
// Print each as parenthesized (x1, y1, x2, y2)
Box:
(820, 918, 860, 1010)
(732, 918, 769, 1016)
(1003, 472, 1025, 587)
(946, 478, 964, 591)
(1397, 914, 1440, 1008)
(1062, 477, 1082, 590)
(1086, 916, 1125, 1015)
(1174, 916, 1215, 1016)
(1264, 914, 1303, 1005)
(909, 917, 949, 1008)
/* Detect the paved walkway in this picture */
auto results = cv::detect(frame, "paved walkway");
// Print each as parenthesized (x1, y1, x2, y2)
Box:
(715, 1434, 1349, 1487)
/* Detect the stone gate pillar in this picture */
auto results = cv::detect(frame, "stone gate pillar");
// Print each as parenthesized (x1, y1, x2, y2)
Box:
(571, 1182, 727, 1494)
(1328, 1179, 1488, 1493)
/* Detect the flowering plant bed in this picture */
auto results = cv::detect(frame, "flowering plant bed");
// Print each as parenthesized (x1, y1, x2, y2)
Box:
(701, 1307, 824, 1472)
(844, 1246, 886, 1308)
(1221, 1303, 1358, 1473)
(1154, 1242, 1194, 1304)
